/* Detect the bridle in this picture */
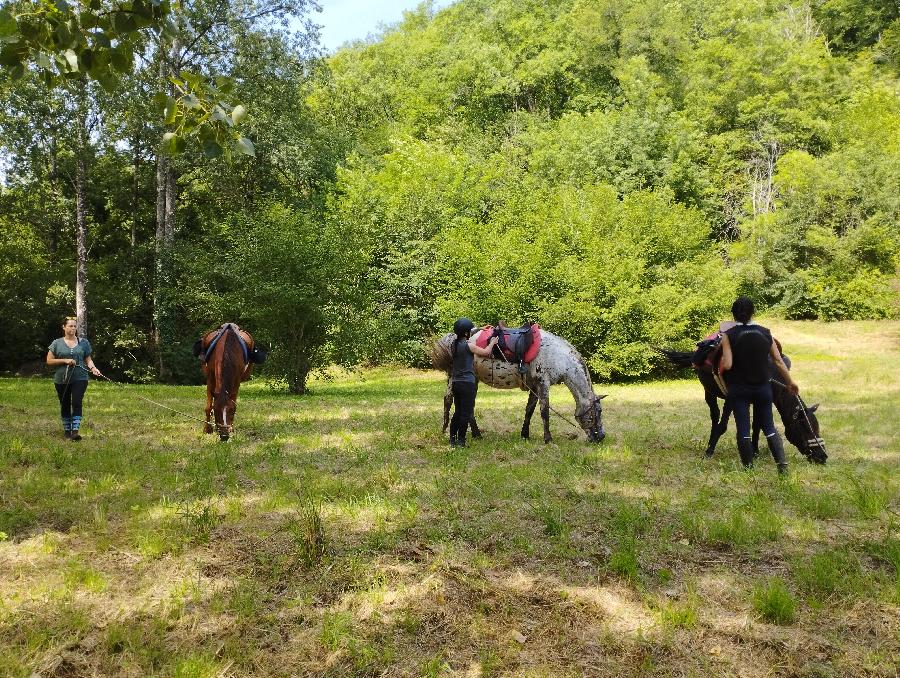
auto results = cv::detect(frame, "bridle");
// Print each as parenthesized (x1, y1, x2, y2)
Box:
(771, 378, 826, 459)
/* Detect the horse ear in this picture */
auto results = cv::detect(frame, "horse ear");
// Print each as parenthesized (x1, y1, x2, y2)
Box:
(808, 403, 819, 413)
(597, 394, 608, 400)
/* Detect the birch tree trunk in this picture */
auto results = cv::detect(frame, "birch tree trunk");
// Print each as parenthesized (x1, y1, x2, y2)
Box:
(74, 83, 90, 339)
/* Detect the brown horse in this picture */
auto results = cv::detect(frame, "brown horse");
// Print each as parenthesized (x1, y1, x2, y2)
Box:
(192, 323, 261, 441)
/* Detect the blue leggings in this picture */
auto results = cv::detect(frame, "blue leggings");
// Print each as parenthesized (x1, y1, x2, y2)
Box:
(730, 382, 777, 441)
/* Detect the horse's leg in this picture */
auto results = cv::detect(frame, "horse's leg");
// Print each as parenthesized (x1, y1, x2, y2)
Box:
(539, 383, 552, 444)
(704, 390, 720, 456)
(204, 381, 214, 434)
(521, 390, 538, 439)
(470, 382, 482, 439)
(442, 377, 452, 433)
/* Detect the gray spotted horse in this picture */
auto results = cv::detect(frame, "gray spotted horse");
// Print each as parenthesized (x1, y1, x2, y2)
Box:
(433, 325, 606, 443)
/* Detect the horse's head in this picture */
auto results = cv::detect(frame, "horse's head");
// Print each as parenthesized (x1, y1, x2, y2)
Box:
(784, 401, 826, 464)
(576, 394, 607, 442)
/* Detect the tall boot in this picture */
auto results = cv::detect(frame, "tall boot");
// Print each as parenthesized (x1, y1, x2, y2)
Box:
(766, 432, 788, 475)
(737, 436, 755, 468)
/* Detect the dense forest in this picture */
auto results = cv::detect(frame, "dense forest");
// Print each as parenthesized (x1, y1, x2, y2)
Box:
(1, 0, 898, 390)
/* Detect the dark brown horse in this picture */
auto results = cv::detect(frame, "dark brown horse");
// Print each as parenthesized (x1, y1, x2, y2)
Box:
(192, 323, 262, 441)
(660, 348, 827, 464)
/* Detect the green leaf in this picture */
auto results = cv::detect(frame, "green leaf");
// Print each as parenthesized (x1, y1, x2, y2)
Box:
(53, 21, 72, 47)
(78, 47, 93, 71)
(109, 44, 132, 72)
(179, 70, 202, 87)
(63, 48, 78, 72)
(0, 8, 18, 39)
(212, 106, 232, 125)
(164, 96, 177, 124)
(181, 93, 200, 109)
(161, 131, 186, 155)
(96, 71, 117, 91)
(0, 43, 25, 67)
(112, 12, 137, 34)
(202, 139, 223, 159)
(36, 52, 53, 69)
(133, 0, 154, 20)
(234, 136, 255, 157)
(231, 104, 247, 125)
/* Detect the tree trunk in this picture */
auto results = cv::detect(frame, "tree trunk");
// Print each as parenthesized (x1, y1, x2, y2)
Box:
(74, 84, 90, 339)
(131, 134, 140, 248)
(152, 46, 181, 381)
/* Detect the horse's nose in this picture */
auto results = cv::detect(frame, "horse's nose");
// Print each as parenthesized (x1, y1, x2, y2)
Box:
(596, 428, 606, 442)
(219, 431, 230, 442)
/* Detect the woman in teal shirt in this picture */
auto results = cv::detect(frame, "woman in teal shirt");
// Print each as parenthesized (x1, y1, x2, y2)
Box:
(46, 317, 102, 440)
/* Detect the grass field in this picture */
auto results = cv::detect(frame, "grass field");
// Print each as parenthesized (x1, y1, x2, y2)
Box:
(1, 320, 898, 677)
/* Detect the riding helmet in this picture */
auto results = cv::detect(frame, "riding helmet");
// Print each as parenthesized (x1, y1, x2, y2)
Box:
(453, 317, 475, 337)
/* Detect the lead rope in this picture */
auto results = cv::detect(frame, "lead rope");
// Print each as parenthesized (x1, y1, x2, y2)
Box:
(72, 364, 218, 429)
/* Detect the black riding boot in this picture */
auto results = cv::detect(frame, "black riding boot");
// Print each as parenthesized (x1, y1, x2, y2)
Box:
(737, 437, 755, 468)
(766, 432, 788, 475)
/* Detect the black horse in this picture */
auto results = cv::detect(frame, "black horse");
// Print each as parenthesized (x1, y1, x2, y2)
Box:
(660, 349, 827, 464)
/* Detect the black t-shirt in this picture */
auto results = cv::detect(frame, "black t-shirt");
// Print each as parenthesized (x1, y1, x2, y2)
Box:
(451, 338, 476, 384)
(724, 323, 773, 386)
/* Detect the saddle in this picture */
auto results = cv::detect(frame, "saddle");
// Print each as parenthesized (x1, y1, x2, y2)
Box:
(192, 323, 267, 365)
(691, 330, 788, 376)
(475, 322, 542, 373)
(692, 331, 723, 374)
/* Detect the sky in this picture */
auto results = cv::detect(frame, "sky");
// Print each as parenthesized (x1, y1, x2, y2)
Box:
(313, 0, 454, 53)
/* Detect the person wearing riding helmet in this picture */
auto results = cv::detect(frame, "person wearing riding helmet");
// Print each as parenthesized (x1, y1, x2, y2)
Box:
(719, 297, 798, 474)
(449, 317, 497, 447)
(46, 316, 102, 441)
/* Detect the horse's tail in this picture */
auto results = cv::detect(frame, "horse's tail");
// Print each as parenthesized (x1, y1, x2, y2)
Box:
(214, 328, 241, 407)
(431, 333, 455, 373)
(656, 348, 694, 369)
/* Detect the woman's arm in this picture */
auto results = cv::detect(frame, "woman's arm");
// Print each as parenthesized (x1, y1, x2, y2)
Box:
(85, 356, 102, 376)
(468, 336, 498, 358)
(719, 333, 732, 372)
(770, 342, 798, 394)
(46, 350, 75, 367)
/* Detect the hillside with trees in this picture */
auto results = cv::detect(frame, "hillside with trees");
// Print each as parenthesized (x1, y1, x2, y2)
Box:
(1, 0, 898, 387)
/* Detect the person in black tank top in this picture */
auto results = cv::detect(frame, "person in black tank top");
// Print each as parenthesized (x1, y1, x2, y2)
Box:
(719, 297, 798, 474)
(449, 318, 498, 447)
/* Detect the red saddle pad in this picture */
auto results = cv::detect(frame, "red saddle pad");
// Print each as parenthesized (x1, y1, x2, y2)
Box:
(475, 324, 542, 363)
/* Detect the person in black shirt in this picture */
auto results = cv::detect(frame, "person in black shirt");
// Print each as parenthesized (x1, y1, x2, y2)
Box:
(719, 297, 798, 473)
(449, 318, 497, 447)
